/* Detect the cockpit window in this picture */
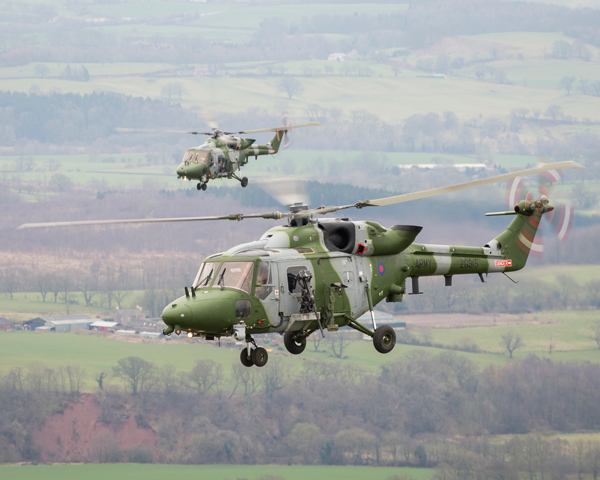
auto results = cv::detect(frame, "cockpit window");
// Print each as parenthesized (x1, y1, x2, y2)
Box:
(194, 151, 210, 165)
(193, 262, 218, 288)
(212, 262, 254, 294)
(183, 151, 210, 166)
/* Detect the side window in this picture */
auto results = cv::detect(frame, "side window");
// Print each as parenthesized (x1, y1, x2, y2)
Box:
(287, 266, 305, 294)
(235, 300, 251, 319)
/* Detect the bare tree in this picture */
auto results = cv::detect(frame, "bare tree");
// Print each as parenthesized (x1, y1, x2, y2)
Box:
(229, 364, 258, 398)
(79, 275, 98, 307)
(277, 77, 304, 99)
(586, 441, 600, 480)
(64, 365, 86, 394)
(500, 331, 524, 358)
(160, 82, 186, 103)
(50, 173, 72, 192)
(544, 105, 564, 121)
(330, 333, 350, 359)
(559, 76, 576, 95)
(33, 64, 50, 78)
(112, 356, 156, 395)
(189, 359, 223, 395)
(260, 358, 288, 399)
(36, 274, 51, 302)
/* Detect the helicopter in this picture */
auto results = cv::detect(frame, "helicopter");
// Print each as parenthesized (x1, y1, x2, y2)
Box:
(18, 161, 583, 368)
(118, 121, 321, 191)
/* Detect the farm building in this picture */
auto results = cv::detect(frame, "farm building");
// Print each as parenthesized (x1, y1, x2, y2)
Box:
(23, 317, 47, 330)
(26, 314, 95, 332)
(0, 317, 13, 331)
(124, 317, 166, 333)
(114, 307, 145, 324)
(90, 320, 119, 333)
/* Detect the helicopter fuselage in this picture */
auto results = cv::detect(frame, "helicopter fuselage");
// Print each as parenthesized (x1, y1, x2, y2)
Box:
(176, 135, 277, 187)
(161, 213, 532, 342)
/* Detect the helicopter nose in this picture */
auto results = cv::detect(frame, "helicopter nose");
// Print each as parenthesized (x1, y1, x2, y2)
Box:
(161, 301, 193, 331)
(176, 164, 186, 177)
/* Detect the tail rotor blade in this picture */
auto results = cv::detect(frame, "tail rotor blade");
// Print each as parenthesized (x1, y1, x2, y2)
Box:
(554, 201, 574, 244)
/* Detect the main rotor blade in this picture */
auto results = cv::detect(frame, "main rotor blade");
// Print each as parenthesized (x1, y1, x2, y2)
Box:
(115, 127, 213, 135)
(233, 122, 322, 135)
(17, 212, 286, 230)
(360, 161, 584, 207)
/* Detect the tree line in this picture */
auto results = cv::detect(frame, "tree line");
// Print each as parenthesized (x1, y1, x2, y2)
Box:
(2, 353, 600, 478)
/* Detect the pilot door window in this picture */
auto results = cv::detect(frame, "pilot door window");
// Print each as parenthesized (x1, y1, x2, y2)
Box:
(212, 262, 254, 294)
(255, 261, 273, 300)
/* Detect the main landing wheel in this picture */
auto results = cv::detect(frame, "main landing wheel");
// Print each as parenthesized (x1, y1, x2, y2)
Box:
(241, 177, 248, 188)
(252, 347, 268, 367)
(240, 347, 254, 367)
(201, 183, 207, 191)
(196, 183, 202, 190)
(284, 332, 306, 355)
(373, 325, 396, 354)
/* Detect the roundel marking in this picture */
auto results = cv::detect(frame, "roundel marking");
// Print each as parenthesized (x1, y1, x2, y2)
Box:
(378, 262, 385, 275)
(293, 235, 299, 242)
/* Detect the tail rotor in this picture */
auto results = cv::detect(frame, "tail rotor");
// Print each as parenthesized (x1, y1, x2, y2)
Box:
(504, 160, 574, 258)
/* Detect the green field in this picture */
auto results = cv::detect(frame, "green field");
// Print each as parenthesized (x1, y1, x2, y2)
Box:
(3, 67, 600, 123)
(428, 311, 600, 357)
(0, 151, 540, 191)
(2, 307, 600, 387)
(0, 464, 432, 480)
(457, 59, 600, 90)
(0, 329, 511, 383)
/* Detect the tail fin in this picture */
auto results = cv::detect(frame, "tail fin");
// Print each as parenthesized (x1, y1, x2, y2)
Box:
(270, 130, 285, 154)
(487, 198, 550, 271)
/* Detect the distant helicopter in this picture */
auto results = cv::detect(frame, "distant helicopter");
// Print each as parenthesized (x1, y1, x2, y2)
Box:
(118, 121, 321, 191)
(18, 161, 583, 367)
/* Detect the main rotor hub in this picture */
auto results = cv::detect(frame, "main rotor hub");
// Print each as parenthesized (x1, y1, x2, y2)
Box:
(289, 202, 309, 214)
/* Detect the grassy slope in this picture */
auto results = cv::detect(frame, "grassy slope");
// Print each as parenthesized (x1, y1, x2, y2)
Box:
(0, 329, 508, 381)
(0, 464, 432, 480)
(3, 70, 600, 123)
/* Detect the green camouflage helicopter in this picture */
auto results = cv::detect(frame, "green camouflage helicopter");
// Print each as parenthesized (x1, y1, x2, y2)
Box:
(120, 121, 321, 191)
(18, 161, 582, 367)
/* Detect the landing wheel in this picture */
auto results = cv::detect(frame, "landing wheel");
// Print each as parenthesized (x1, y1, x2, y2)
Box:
(196, 183, 202, 190)
(252, 347, 268, 367)
(284, 332, 306, 355)
(373, 325, 396, 354)
(240, 347, 254, 367)
(241, 177, 248, 188)
(201, 183, 207, 191)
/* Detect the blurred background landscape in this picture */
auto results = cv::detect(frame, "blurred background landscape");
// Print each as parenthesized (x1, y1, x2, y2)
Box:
(1, 0, 600, 479)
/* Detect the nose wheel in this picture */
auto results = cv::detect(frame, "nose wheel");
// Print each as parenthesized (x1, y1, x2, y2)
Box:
(241, 177, 248, 188)
(240, 338, 268, 367)
(197, 183, 207, 191)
